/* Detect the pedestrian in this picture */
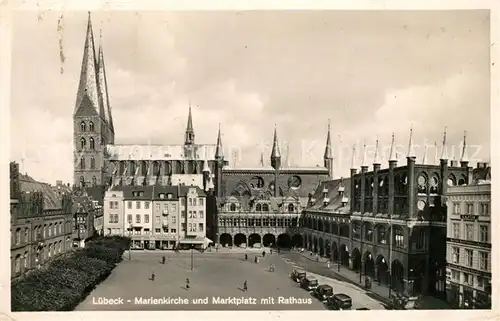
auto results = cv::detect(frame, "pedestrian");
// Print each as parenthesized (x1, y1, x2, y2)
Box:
(245, 253, 248, 260)
(162, 256, 166, 264)
(327, 261, 331, 269)
(151, 272, 155, 281)
(186, 278, 190, 289)
(243, 280, 248, 292)
(270, 249, 273, 254)
(262, 251, 266, 257)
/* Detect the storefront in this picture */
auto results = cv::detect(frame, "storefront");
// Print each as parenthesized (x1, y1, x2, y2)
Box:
(462, 286, 474, 309)
(446, 282, 461, 308)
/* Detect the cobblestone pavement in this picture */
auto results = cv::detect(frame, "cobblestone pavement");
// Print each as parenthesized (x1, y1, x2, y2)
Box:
(76, 250, 386, 311)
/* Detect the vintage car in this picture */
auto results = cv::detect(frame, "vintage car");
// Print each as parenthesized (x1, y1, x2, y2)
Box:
(326, 293, 352, 310)
(314, 284, 334, 301)
(300, 276, 319, 291)
(290, 269, 307, 283)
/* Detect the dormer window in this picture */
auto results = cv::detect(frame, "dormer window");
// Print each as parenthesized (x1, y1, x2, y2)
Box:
(230, 203, 237, 211)
(256, 204, 262, 212)
(167, 193, 173, 199)
(262, 203, 269, 212)
(338, 185, 345, 196)
(159, 193, 165, 199)
(323, 197, 330, 206)
(288, 203, 295, 213)
(323, 188, 328, 194)
(341, 196, 348, 206)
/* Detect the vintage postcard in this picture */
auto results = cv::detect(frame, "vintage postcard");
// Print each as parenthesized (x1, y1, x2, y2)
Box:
(1, 1, 497, 320)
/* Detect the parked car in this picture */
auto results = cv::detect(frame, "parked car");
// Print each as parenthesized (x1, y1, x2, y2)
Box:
(356, 308, 370, 310)
(326, 293, 352, 310)
(290, 269, 307, 283)
(300, 276, 319, 291)
(314, 284, 334, 301)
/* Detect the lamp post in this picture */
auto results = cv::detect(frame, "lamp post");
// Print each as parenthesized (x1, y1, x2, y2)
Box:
(337, 222, 341, 272)
(128, 223, 132, 260)
(190, 244, 194, 270)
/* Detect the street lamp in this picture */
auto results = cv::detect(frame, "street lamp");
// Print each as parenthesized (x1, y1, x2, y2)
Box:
(190, 244, 194, 270)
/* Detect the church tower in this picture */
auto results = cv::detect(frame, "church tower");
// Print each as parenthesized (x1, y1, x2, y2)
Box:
(270, 126, 281, 197)
(73, 13, 113, 187)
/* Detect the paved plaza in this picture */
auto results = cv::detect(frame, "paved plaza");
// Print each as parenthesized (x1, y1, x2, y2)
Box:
(76, 250, 385, 311)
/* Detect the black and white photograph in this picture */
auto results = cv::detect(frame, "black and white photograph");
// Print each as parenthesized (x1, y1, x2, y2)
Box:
(3, 3, 496, 316)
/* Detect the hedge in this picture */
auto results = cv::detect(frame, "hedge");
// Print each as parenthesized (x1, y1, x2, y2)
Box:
(11, 236, 131, 311)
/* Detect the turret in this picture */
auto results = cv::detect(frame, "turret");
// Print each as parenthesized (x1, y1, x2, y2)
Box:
(185, 103, 195, 146)
(270, 126, 281, 197)
(323, 120, 334, 178)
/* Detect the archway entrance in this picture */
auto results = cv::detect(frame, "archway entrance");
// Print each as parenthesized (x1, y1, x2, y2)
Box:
(220, 233, 232, 247)
(234, 233, 246, 247)
(331, 242, 338, 261)
(292, 234, 303, 248)
(263, 234, 276, 247)
(364, 251, 375, 277)
(318, 238, 325, 256)
(248, 233, 261, 247)
(376, 255, 389, 285)
(325, 240, 331, 258)
(277, 234, 292, 248)
(351, 248, 361, 272)
(340, 244, 349, 266)
(391, 259, 405, 292)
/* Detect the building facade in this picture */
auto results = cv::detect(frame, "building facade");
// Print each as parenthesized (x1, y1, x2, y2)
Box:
(301, 132, 476, 301)
(103, 185, 209, 250)
(10, 162, 74, 278)
(445, 172, 491, 309)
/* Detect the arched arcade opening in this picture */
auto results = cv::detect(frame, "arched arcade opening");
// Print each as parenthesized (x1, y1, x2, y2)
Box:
(324, 240, 331, 258)
(363, 251, 375, 277)
(340, 244, 349, 266)
(351, 248, 361, 272)
(376, 255, 389, 285)
(277, 234, 292, 248)
(318, 238, 325, 256)
(248, 233, 261, 247)
(331, 242, 338, 261)
(291, 234, 303, 248)
(263, 234, 276, 247)
(234, 233, 247, 247)
(220, 233, 232, 247)
(391, 259, 405, 292)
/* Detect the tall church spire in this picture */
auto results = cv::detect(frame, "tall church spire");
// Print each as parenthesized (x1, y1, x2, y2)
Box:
(215, 123, 224, 159)
(389, 133, 397, 162)
(75, 12, 100, 116)
(185, 102, 195, 145)
(324, 119, 333, 159)
(407, 126, 416, 158)
(270, 125, 281, 170)
(460, 130, 469, 162)
(97, 30, 113, 132)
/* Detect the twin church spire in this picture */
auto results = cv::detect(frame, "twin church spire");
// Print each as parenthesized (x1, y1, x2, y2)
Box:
(75, 12, 114, 133)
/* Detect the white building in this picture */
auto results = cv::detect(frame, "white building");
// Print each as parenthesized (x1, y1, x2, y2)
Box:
(103, 190, 124, 236)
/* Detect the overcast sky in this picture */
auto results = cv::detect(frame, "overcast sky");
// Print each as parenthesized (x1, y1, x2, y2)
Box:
(10, 10, 490, 184)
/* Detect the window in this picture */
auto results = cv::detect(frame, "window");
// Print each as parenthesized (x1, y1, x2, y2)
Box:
(91, 176, 97, 186)
(170, 229, 176, 233)
(463, 273, 472, 285)
(128, 201, 132, 209)
(465, 249, 473, 267)
(479, 225, 489, 243)
(155, 228, 161, 234)
(145, 202, 150, 209)
(89, 121, 94, 131)
(80, 137, 86, 150)
(162, 227, 168, 233)
(395, 228, 404, 248)
(199, 198, 204, 206)
(288, 203, 295, 212)
(466, 203, 474, 214)
(188, 198, 192, 206)
(479, 252, 488, 270)
(89, 137, 95, 150)
(172, 216, 176, 224)
(114, 201, 118, 208)
(198, 223, 204, 232)
(230, 203, 237, 211)
(136, 214, 141, 223)
(155, 216, 160, 224)
(477, 276, 486, 288)
(14, 255, 21, 273)
(127, 214, 132, 223)
(262, 204, 269, 212)
(181, 198, 185, 206)
(452, 247, 460, 264)
(199, 211, 204, 219)
(479, 203, 489, 215)
(108, 215, 114, 223)
(256, 204, 262, 211)
(465, 224, 474, 241)
(136, 201, 141, 209)
(144, 215, 149, 223)
(89, 157, 95, 169)
(181, 211, 186, 218)
(452, 223, 460, 238)
(80, 157, 85, 169)
(167, 193, 173, 199)
(109, 201, 114, 209)
(181, 223, 186, 231)
(193, 198, 197, 206)
(453, 203, 461, 214)
(189, 223, 195, 232)
(15, 229, 21, 244)
(24, 228, 28, 243)
(451, 270, 460, 280)
(80, 121, 86, 132)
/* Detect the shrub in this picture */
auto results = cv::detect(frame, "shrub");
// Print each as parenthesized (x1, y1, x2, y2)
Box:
(11, 236, 131, 312)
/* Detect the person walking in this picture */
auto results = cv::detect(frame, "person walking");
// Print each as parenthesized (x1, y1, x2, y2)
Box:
(162, 256, 166, 264)
(151, 271, 155, 281)
(327, 261, 331, 269)
(245, 253, 248, 260)
(270, 249, 273, 254)
(262, 251, 266, 258)
(243, 280, 248, 292)
(186, 278, 190, 290)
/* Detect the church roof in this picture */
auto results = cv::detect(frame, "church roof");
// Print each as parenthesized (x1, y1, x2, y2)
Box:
(306, 178, 351, 214)
(19, 174, 65, 210)
(105, 144, 217, 161)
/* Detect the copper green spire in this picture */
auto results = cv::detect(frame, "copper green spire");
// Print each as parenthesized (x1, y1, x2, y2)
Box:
(324, 119, 333, 159)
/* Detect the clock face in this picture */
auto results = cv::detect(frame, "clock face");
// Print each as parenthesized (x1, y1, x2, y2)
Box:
(431, 177, 438, 187)
(417, 200, 426, 210)
(417, 175, 426, 187)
